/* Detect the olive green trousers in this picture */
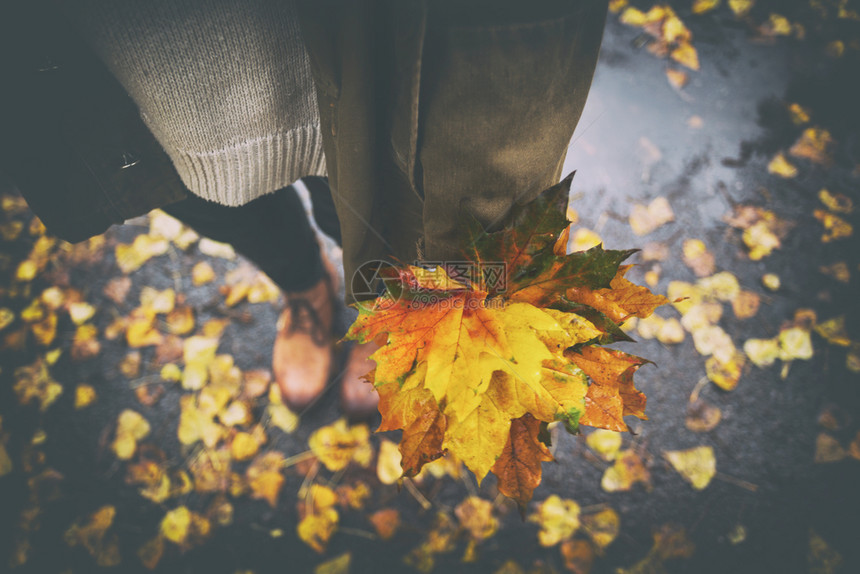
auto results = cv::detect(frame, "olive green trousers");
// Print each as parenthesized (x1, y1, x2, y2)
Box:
(296, 0, 608, 302)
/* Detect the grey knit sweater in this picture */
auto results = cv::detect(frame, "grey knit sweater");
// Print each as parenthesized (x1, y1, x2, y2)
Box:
(70, 0, 326, 206)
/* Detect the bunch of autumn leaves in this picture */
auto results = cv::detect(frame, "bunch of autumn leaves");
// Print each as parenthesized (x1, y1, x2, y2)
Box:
(345, 174, 668, 507)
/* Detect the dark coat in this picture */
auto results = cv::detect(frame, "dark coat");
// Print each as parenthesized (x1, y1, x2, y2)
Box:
(0, 0, 608, 302)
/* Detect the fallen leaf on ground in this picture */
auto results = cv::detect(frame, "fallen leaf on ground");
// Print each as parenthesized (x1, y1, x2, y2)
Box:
(602, 450, 650, 492)
(529, 495, 580, 547)
(298, 484, 339, 553)
(582, 507, 621, 552)
(160, 506, 191, 545)
(697, 271, 740, 301)
(815, 316, 851, 347)
(315, 553, 351, 574)
(789, 127, 835, 166)
(618, 524, 695, 574)
(112, 409, 151, 460)
(663, 446, 716, 489)
(569, 228, 603, 252)
(629, 197, 675, 235)
(308, 418, 373, 472)
(686, 400, 722, 432)
(148, 210, 183, 240)
(137, 535, 164, 570)
(767, 152, 798, 178)
(198, 238, 235, 259)
(760, 13, 793, 37)
(0, 443, 13, 477)
(192, 261, 216, 286)
(67, 302, 96, 325)
(246, 452, 285, 508)
(732, 290, 761, 319)
(813, 210, 853, 242)
(808, 530, 844, 574)
(814, 433, 846, 463)
(671, 42, 700, 70)
(561, 539, 594, 574)
(586, 429, 623, 461)
(692, 0, 720, 15)
(377, 439, 403, 485)
(818, 189, 853, 213)
(13, 359, 63, 411)
(706, 351, 745, 391)
(75, 383, 97, 409)
(116, 234, 169, 274)
(819, 262, 850, 283)
(64, 505, 121, 567)
(369, 508, 401, 540)
(119, 351, 142, 378)
(762, 273, 781, 291)
(682, 239, 715, 277)
(126, 309, 163, 348)
(666, 68, 689, 89)
(456, 497, 498, 541)
(404, 512, 459, 572)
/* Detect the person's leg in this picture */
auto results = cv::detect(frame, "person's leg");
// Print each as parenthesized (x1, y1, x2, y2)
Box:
(162, 186, 325, 293)
(299, 176, 381, 417)
(303, 176, 343, 247)
(163, 186, 334, 410)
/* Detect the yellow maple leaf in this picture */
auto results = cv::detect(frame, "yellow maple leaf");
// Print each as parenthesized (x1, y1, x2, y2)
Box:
(582, 508, 621, 551)
(160, 506, 191, 545)
(246, 451, 285, 508)
(814, 209, 853, 242)
(115, 233, 169, 274)
(818, 189, 853, 214)
(729, 0, 754, 17)
(586, 429, 623, 461)
(671, 42, 700, 70)
(692, 0, 721, 15)
(112, 409, 151, 460)
(629, 197, 675, 236)
(455, 497, 498, 541)
(345, 175, 663, 505)
(790, 127, 835, 165)
(298, 484, 339, 553)
(601, 449, 650, 492)
(74, 383, 97, 409)
(376, 439, 403, 485)
(663, 445, 717, 490)
(566, 265, 669, 324)
(308, 418, 372, 472)
(13, 359, 63, 412)
(768, 152, 798, 178)
(529, 495, 580, 547)
(177, 395, 223, 448)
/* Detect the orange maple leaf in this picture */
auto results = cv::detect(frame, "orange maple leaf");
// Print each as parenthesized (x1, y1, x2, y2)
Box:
(345, 173, 665, 504)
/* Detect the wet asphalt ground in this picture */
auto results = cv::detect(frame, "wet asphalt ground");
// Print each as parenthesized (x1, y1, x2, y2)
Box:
(2, 2, 860, 573)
